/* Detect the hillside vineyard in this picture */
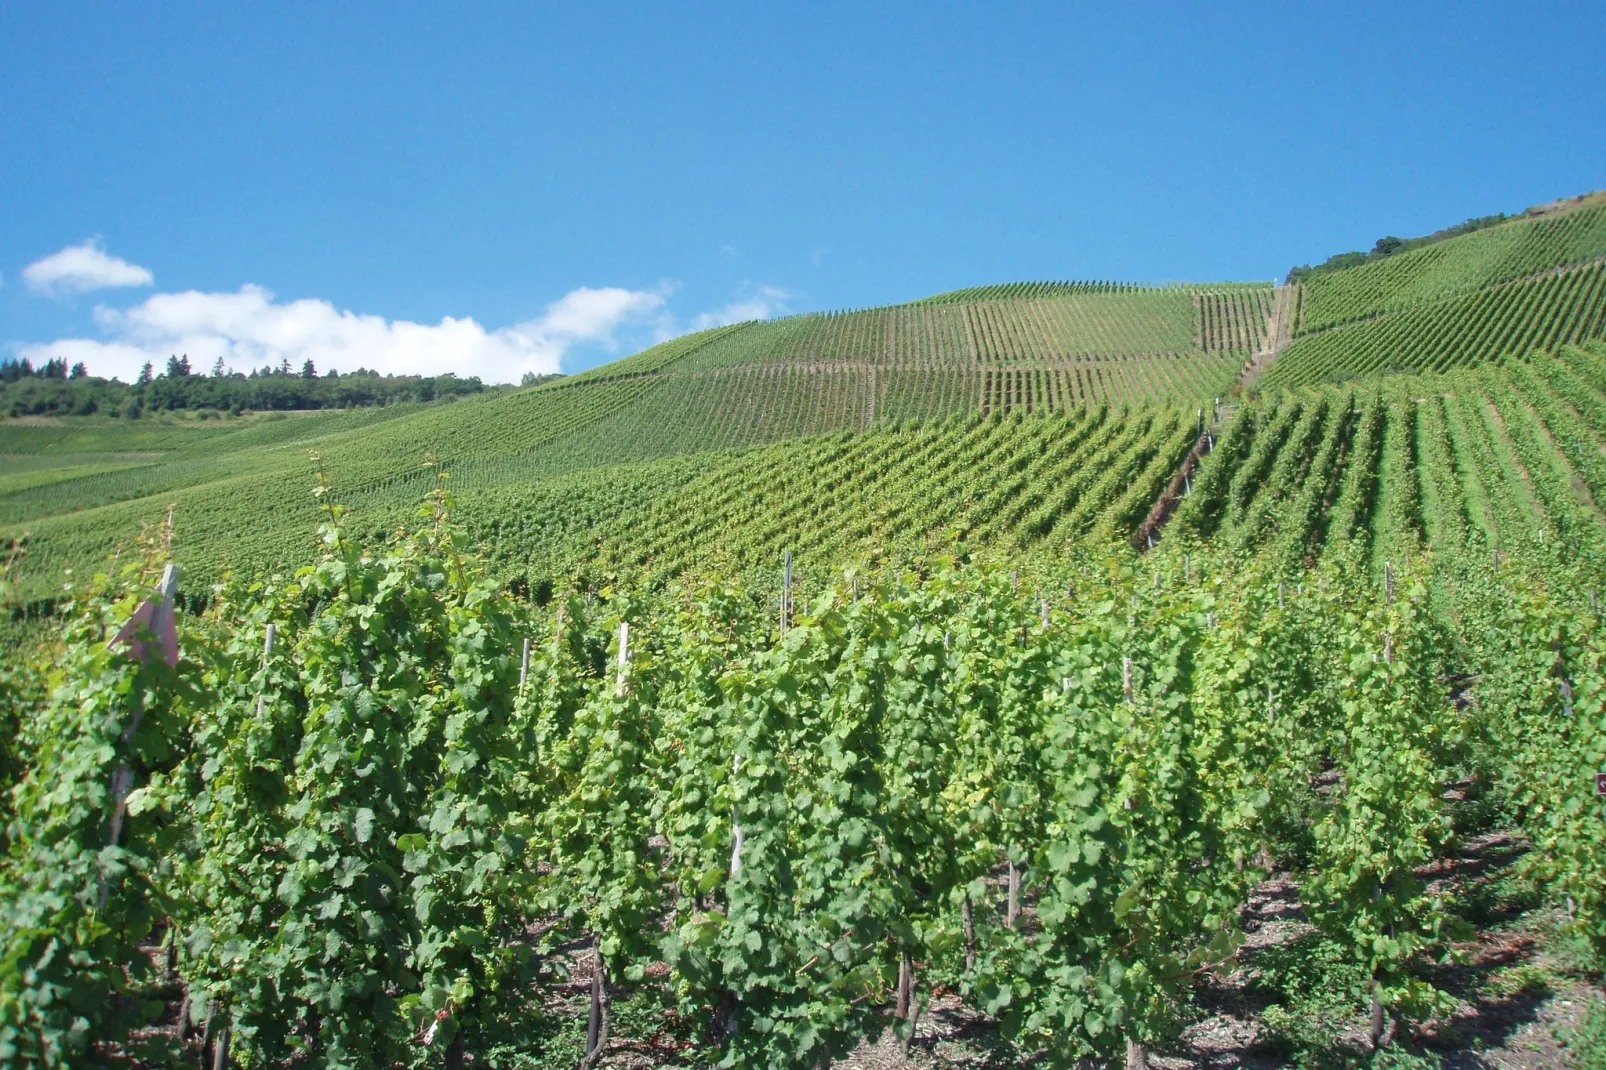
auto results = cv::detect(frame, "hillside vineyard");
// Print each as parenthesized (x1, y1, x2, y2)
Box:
(3, 195, 1606, 1066)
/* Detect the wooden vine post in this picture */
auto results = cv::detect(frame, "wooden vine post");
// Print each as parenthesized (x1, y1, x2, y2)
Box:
(581, 622, 631, 1070)
(781, 550, 793, 635)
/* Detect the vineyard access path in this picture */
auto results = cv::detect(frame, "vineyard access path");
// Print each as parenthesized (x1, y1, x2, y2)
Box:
(1239, 282, 1297, 387)
(1133, 284, 1295, 550)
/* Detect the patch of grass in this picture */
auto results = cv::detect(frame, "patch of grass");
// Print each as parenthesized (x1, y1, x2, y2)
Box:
(1562, 993, 1606, 1070)
(1481, 962, 1553, 1001)
(1253, 931, 1374, 1008)
(1252, 932, 1373, 1066)
(1443, 778, 1511, 837)
(1251, 933, 1452, 1069)
(1445, 869, 1539, 929)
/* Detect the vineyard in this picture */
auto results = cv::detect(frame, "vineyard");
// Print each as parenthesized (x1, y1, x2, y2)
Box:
(5, 196, 1606, 1067)
(1264, 259, 1606, 389)
(0, 285, 1260, 607)
(1297, 194, 1606, 333)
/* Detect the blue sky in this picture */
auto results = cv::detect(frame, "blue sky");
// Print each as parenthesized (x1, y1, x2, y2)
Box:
(3, 1, 1604, 382)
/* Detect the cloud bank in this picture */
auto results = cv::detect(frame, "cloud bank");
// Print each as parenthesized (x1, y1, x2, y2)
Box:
(22, 240, 155, 296)
(17, 284, 670, 384)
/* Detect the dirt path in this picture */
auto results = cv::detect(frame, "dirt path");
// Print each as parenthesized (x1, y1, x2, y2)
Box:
(1237, 283, 1296, 387)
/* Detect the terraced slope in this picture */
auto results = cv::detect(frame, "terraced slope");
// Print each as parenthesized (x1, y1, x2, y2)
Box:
(3, 283, 1266, 604)
(1296, 193, 1606, 332)
(1176, 340, 1606, 578)
(1261, 257, 1606, 388)
(11, 192, 1606, 618)
(1262, 196, 1606, 388)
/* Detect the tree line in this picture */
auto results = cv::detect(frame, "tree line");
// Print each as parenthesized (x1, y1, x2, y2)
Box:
(0, 354, 560, 418)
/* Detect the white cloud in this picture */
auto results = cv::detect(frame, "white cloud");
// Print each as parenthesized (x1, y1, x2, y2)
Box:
(689, 284, 793, 332)
(16, 284, 668, 384)
(22, 240, 154, 297)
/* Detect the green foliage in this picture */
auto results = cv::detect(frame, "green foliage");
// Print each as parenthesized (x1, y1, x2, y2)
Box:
(7, 208, 1606, 1065)
(1564, 994, 1606, 1070)
(0, 551, 194, 1063)
(1294, 197, 1606, 329)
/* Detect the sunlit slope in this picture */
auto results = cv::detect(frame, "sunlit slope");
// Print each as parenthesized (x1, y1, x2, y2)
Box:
(514, 286, 1258, 471)
(1, 283, 1261, 603)
(1263, 258, 1606, 389)
(1296, 194, 1606, 332)
(1179, 340, 1606, 578)
(1265, 196, 1606, 388)
(11, 285, 1259, 515)
(9, 338, 1606, 614)
(466, 339, 1606, 587)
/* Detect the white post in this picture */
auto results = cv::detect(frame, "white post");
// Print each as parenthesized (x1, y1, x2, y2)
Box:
(615, 621, 630, 697)
(781, 550, 793, 634)
(519, 636, 531, 689)
(730, 755, 744, 877)
(254, 623, 276, 721)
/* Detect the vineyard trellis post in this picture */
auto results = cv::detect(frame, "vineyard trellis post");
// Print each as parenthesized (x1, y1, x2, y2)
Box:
(212, 1023, 231, 1070)
(730, 751, 745, 879)
(615, 621, 630, 697)
(581, 621, 631, 1070)
(255, 622, 275, 720)
(962, 897, 975, 971)
(781, 550, 793, 635)
(583, 937, 608, 1070)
